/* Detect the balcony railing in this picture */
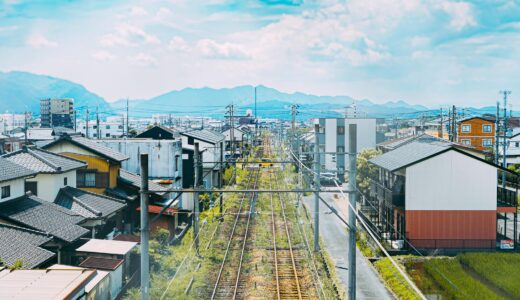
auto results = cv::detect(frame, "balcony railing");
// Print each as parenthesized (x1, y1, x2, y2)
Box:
(370, 178, 405, 207)
(497, 186, 518, 207)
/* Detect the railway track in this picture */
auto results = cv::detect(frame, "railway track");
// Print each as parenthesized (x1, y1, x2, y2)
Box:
(211, 167, 260, 300)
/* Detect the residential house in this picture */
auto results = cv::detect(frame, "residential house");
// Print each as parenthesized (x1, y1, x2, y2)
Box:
(0, 224, 55, 269)
(222, 127, 245, 157)
(316, 118, 377, 181)
(0, 156, 36, 203)
(180, 129, 225, 189)
(457, 116, 495, 151)
(42, 135, 129, 195)
(2, 146, 86, 201)
(365, 140, 517, 250)
(503, 132, 520, 166)
(135, 125, 179, 140)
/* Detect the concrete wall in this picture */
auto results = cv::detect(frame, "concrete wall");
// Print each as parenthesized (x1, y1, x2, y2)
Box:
(0, 178, 25, 202)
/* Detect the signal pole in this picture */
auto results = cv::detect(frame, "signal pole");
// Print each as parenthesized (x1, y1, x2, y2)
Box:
(86, 108, 90, 138)
(96, 106, 100, 139)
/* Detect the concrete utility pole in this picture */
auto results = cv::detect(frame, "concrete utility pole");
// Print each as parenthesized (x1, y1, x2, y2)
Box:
(501, 90, 511, 188)
(496, 101, 500, 165)
(313, 124, 320, 252)
(348, 124, 358, 300)
(139, 154, 150, 300)
(96, 106, 100, 139)
(126, 99, 130, 137)
(439, 108, 443, 139)
(74, 110, 77, 132)
(194, 143, 200, 255)
(452, 105, 457, 142)
(254, 86, 258, 139)
(86, 108, 89, 138)
(219, 140, 224, 217)
(24, 112, 28, 145)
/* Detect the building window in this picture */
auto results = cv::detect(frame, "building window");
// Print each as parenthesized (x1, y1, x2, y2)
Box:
(1, 186, 10, 199)
(118, 125, 123, 129)
(337, 146, 345, 153)
(337, 126, 345, 135)
(85, 173, 96, 187)
(64, 177, 68, 186)
(93, 125, 97, 129)
(482, 124, 492, 133)
(461, 124, 471, 133)
(106, 125, 111, 129)
(482, 139, 493, 147)
(516, 142, 520, 148)
(106, 133, 110, 137)
(25, 182, 38, 196)
(318, 126, 325, 134)
(175, 155, 179, 172)
(461, 139, 471, 145)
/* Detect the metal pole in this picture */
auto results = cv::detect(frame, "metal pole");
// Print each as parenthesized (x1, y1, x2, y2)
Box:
(86, 108, 89, 138)
(496, 101, 500, 164)
(140, 154, 150, 300)
(219, 141, 224, 217)
(348, 124, 358, 300)
(313, 124, 320, 251)
(502, 91, 510, 189)
(194, 143, 200, 254)
(24, 112, 28, 145)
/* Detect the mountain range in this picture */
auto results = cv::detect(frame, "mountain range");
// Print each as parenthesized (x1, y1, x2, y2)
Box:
(0, 71, 494, 119)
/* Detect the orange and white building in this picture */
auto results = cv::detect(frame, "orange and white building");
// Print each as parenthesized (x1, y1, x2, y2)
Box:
(366, 139, 518, 250)
(457, 116, 495, 151)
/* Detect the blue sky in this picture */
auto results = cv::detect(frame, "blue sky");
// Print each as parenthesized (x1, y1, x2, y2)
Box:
(1, 0, 520, 107)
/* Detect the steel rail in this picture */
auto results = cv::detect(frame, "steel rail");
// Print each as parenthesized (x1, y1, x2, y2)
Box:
(269, 171, 281, 300)
(210, 169, 256, 300)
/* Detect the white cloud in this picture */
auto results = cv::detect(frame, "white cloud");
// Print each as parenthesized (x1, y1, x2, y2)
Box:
(92, 50, 116, 61)
(437, 1, 476, 31)
(26, 33, 58, 48)
(410, 36, 430, 48)
(0, 25, 18, 33)
(197, 39, 251, 60)
(168, 36, 189, 52)
(129, 6, 148, 17)
(99, 23, 160, 47)
(130, 52, 158, 66)
(156, 7, 172, 19)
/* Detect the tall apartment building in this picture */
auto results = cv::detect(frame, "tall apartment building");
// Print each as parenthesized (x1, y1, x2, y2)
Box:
(40, 98, 74, 129)
(316, 118, 377, 181)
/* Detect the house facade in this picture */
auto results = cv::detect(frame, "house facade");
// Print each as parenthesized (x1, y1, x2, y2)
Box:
(365, 140, 517, 250)
(457, 116, 495, 151)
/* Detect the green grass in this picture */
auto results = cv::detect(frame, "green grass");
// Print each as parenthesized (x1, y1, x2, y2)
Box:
(458, 252, 520, 299)
(374, 258, 422, 300)
(423, 258, 505, 300)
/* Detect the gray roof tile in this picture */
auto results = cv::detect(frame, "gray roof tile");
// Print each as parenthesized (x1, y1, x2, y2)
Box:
(3, 147, 86, 174)
(0, 224, 55, 269)
(0, 194, 89, 243)
(119, 169, 168, 195)
(54, 187, 126, 219)
(43, 135, 129, 162)
(0, 157, 36, 183)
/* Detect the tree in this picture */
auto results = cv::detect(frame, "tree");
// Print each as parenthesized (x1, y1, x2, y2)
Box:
(356, 148, 382, 196)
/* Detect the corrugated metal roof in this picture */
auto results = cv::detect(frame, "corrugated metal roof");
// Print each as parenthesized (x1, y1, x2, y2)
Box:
(369, 141, 450, 171)
(76, 239, 137, 255)
(181, 129, 224, 144)
(79, 256, 124, 271)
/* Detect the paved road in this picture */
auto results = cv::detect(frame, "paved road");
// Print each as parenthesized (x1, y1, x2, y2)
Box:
(303, 191, 393, 300)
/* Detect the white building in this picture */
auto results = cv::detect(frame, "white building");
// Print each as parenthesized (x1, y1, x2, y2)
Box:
(316, 118, 377, 181)
(0, 113, 28, 134)
(0, 157, 36, 202)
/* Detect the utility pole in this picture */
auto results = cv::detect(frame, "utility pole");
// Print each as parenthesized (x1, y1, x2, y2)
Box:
(254, 86, 258, 139)
(126, 99, 129, 137)
(394, 117, 398, 138)
(439, 108, 443, 139)
(24, 112, 28, 145)
(313, 124, 320, 252)
(452, 105, 457, 142)
(139, 154, 150, 300)
(74, 110, 77, 132)
(86, 108, 89, 138)
(501, 90, 511, 189)
(348, 124, 358, 300)
(495, 101, 500, 165)
(194, 143, 200, 254)
(291, 104, 298, 153)
(219, 140, 224, 217)
(96, 106, 100, 139)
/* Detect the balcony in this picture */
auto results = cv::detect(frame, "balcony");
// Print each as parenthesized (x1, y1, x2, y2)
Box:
(497, 186, 517, 207)
(370, 178, 405, 207)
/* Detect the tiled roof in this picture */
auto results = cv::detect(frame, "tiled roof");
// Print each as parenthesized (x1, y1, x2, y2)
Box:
(0, 157, 36, 183)
(54, 187, 126, 219)
(0, 194, 89, 243)
(54, 186, 126, 219)
(3, 147, 86, 174)
(43, 135, 129, 162)
(78, 256, 124, 271)
(370, 141, 451, 172)
(181, 129, 224, 144)
(0, 224, 55, 269)
(119, 169, 169, 195)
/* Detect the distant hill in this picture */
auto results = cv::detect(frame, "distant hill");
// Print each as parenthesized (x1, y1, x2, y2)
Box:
(0, 70, 502, 120)
(0, 71, 109, 115)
